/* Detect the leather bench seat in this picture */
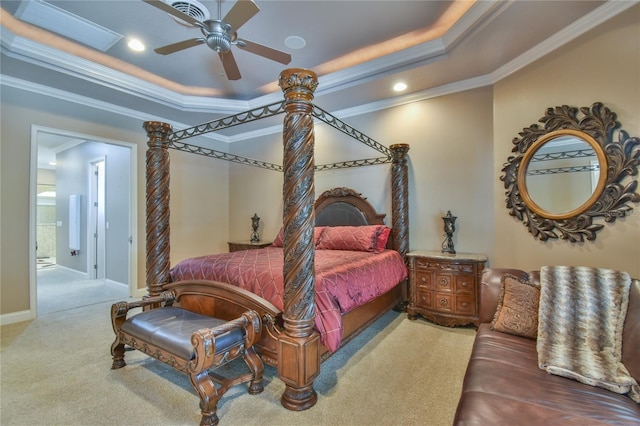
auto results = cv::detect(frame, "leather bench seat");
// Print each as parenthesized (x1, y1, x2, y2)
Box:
(111, 290, 264, 426)
(455, 323, 640, 424)
(121, 306, 244, 361)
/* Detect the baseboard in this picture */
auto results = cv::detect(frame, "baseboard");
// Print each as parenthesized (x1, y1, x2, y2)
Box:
(1, 309, 34, 326)
(54, 264, 89, 278)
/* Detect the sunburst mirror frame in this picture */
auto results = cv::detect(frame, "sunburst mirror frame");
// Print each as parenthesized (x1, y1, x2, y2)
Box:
(501, 102, 640, 242)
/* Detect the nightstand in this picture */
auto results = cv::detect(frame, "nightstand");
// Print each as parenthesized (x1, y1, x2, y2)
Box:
(407, 250, 487, 327)
(227, 241, 273, 252)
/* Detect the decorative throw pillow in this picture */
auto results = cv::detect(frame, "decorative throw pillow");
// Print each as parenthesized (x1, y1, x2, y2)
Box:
(271, 226, 325, 247)
(316, 225, 385, 252)
(375, 227, 392, 253)
(490, 274, 540, 339)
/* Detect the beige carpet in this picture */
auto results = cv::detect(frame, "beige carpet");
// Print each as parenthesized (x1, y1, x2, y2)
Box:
(1, 301, 475, 425)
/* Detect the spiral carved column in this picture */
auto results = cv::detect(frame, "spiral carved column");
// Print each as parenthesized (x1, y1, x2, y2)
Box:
(390, 144, 410, 306)
(277, 68, 320, 411)
(144, 121, 172, 297)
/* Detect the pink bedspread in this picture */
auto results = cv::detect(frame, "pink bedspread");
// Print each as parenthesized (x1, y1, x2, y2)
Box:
(170, 247, 408, 352)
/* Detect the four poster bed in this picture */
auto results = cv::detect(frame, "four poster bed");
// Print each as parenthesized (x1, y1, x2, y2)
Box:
(143, 68, 410, 411)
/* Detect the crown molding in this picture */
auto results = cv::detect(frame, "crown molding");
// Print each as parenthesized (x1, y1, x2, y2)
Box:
(491, 0, 638, 82)
(0, 0, 505, 116)
(2, 0, 634, 144)
(0, 74, 231, 143)
(1, 35, 252, 114)
(441, 0, 510, 48)
(313, 1, 507, 98)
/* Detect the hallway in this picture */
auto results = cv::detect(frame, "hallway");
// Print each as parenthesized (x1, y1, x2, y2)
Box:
(37, 265, 129, 316)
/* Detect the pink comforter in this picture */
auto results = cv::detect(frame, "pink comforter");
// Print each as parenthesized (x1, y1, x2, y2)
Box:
(170, 247, 408, 352)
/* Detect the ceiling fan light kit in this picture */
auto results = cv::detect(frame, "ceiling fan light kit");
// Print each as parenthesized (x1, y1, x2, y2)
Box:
(145, 0, 291, 81)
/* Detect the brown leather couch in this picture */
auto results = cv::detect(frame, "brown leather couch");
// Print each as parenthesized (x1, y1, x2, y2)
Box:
(453, 268, 640, 425)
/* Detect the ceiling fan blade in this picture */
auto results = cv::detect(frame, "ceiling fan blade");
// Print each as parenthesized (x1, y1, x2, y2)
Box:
(143, 0, 202, 27)
(219, 51, 241, 80)
(223, 0, 260, 31)
(155, 38, 205, 55)
(237, 39, 291, 65)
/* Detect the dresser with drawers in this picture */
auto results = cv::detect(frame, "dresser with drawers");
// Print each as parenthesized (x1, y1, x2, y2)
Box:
(407, 250, 487, 327)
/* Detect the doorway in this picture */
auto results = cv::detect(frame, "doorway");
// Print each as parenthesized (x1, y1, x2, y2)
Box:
(30, 126, 138, 317)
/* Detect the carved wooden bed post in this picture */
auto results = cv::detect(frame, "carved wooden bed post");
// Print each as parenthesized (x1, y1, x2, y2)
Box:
(390, 144, 410, 258)
(277, 68, 320, 411)
(144, 121, 173, 297)
(390, 143, 410, 303)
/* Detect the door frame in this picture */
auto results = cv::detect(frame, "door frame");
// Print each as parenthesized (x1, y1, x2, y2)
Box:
(29, 125, 138, 317)
(88, 157, 107, 279)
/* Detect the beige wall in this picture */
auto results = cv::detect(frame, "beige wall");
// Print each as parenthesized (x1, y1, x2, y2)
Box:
(168, 149, 230, 262)
(0, 87, 229, 317)
(492, 7, 640, 277)
(228, 133, 284, 243)
(228, 87, 495, 257)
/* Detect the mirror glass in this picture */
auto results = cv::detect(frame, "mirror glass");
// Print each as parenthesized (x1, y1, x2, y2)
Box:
(523, 135, 600, 214)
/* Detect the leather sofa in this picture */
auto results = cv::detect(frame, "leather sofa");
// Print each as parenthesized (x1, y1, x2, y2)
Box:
(453, 268, 640, 425)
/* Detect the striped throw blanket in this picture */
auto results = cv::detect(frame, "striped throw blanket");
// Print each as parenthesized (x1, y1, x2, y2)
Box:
(537, 266, 640, 403)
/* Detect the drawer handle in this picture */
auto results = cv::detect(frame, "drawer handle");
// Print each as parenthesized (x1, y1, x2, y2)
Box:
(439, 297, 448, 306)
(461, 281, 468, 287)
(421, 296, 426, 301)
(439, 278, 448, 285)
(462, 302, 468, 307)
(421, 277, 427, 283)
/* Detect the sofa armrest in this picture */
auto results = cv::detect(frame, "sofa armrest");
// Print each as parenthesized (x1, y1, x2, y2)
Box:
(478, 268, 540, 324)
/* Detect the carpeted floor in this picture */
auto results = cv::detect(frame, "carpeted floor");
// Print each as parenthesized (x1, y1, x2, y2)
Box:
(37, 265, 129, 316)
(1, 301, 475, 425)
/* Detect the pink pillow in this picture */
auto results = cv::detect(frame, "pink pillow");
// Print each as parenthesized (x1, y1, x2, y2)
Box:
(316, 225, 386, 252)
(376, 227, 391, 252)
(272, 226, 325, 247)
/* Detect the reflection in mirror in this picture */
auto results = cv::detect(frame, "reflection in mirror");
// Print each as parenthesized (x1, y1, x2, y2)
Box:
(524, 135, 599, 214)
(501, 102, 640, 242)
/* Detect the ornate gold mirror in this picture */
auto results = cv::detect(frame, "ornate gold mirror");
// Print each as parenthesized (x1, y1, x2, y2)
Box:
(501, 102, 639, 242)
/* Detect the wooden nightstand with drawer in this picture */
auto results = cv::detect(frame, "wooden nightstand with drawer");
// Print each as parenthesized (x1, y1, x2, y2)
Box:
(227, 241, 273, 252)
(407, 250, 487, 327)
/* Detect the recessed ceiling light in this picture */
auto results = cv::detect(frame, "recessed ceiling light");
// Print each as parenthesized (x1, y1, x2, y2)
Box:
(393, 82, 407, 92)
(284, 36, 306, 50)
(128, 38, 145, 52)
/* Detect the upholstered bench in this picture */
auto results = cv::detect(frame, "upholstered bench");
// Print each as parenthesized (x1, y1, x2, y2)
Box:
(110, 291, 264, 426)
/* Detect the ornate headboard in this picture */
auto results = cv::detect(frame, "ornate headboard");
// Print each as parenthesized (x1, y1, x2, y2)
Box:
(314, 187, 386, 226)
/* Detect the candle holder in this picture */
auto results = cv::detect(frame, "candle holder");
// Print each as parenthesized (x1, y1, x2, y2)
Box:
(441, 210, 457, 254)
(250, 213, 260, 243)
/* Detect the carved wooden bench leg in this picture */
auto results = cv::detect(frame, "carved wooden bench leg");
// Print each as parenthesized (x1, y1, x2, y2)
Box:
(110, 293, 263, 426)
(110, 300, 132, 370)
(189, 369, 221, 426)
(243, 346, 265, 395)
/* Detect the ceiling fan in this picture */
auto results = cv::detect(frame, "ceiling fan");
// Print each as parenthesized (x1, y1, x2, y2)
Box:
(144, 0, 291, 80)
